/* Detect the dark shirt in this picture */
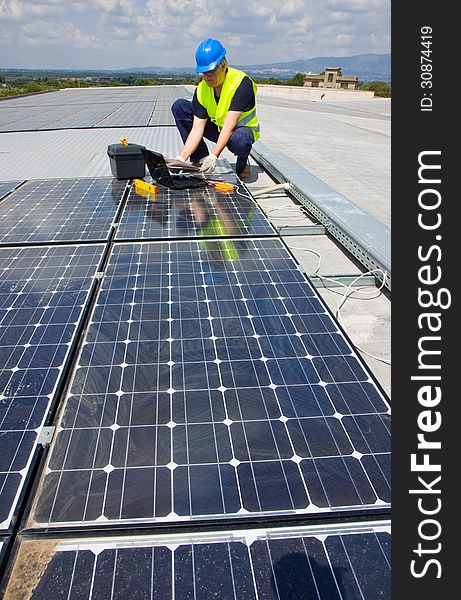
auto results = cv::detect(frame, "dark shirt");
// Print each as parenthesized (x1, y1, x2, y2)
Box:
(192, 74, 255, 119)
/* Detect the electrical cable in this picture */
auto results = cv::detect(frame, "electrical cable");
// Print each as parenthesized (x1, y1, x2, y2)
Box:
(249, 182, 390, 366)
(287, 246, 391, 366)
(263, 204, 303, 213)
(251, 182, 290, 196)
(234, 185, 254, 200)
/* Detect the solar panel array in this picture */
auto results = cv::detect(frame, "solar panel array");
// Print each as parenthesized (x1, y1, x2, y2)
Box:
(0, 87, 191, 132)
(0, 87, 185, 107)
(0, 178, 126, 246)
(117, 180, 276, 240)
(3, 523, 390, 599)
(0, 155, 391, 596)
(31, 239, 390, 528)
(0, 244, 106, 532)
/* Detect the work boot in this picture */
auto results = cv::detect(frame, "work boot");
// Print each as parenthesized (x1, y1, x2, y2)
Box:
(238, 163, 251, 181)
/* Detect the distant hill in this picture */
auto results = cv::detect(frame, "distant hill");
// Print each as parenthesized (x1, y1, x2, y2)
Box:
(2, 53, 390, 83)
(128, 53, 391, 82)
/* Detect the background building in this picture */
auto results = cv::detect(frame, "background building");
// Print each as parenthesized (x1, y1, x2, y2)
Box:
(304, 67, 359, 90)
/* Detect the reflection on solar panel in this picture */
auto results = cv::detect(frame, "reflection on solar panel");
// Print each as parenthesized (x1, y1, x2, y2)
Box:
(31, 239, 390, 528)
(116, 181, 275, 240)
(0, 87, 191, 131)
(0, 182, 23, 201)
(0, 178, 126, 246)
(2, 523, 391, 599)
(0, 244, 105, 532)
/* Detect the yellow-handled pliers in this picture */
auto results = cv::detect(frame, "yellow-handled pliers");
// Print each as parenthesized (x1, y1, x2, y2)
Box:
(203, 179, 235, 193)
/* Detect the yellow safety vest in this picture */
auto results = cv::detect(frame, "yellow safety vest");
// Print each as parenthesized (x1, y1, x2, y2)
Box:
(197, 67, 260, 141)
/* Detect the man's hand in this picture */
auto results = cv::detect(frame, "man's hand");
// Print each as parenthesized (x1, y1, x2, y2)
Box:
(200, 154, 218, 174)
(174, 154, 187, 162)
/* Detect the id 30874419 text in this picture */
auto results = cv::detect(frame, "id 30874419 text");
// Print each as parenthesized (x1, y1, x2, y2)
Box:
(420, 26, 433, 112)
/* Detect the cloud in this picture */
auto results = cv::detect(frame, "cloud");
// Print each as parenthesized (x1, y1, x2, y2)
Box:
(0, 0, 62, 22)
(18, 18, 103, 48)
(92, 0, 140, 15)
(326, 0, 390, 11)
(142, 0, 389, 65)
(0, 0, 390, 69)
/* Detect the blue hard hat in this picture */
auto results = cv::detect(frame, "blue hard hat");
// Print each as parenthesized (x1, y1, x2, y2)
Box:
(195, 39, 226, 73)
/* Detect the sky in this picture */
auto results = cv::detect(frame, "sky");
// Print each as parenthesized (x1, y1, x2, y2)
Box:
(0, 0, 391, 70)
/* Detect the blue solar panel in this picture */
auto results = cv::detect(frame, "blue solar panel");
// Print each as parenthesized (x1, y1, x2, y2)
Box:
(0, 181, 23, 201)
(30, 239, 390, 528)
(116, 179, 275, 240)
(0, 178, 126, 246)
(0, 244, 105, 532)
(2, 523, 391, 599)
(0, 88, 190, 131)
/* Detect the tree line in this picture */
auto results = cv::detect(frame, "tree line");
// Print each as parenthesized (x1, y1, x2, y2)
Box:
(1, 73, 391, 99)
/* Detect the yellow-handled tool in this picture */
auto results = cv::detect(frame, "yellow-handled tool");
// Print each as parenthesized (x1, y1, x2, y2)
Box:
(134, 179, 158, 195)
(212, 182, 234, 193)
(120, 137, 128, 146)
(203, 179, 235, 193)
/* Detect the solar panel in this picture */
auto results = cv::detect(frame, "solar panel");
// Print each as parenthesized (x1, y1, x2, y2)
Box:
(0, 107, 47, 129)
(0, 105, 89, 132)
(42, 103, 123, 129)
(116, 179, 276, 240)
(30, 239, 390, 529)
(148, 105, 177, 126)
(94, 101, 156, 128)
(0, 182, 23, 201)
(0, 178, 126, 246)
(0, 244, 106, 532)
(0, 87, 191, 131)
(2, 523, 391, 599)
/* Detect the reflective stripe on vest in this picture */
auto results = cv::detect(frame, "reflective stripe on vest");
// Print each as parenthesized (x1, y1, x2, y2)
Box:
(197, 67, 260, 141)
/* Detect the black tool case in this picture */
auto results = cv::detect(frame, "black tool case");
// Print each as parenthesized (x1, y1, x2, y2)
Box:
(107, 143, 146, 179)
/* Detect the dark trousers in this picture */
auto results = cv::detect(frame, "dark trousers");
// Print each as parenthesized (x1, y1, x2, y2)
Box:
(171, 98, 254, 174)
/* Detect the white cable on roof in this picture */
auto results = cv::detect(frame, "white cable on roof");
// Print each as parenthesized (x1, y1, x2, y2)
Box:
(288, 246, 391, 366)
(246, 190, 390, 366)
(252, 182, 290, 196)
(263, 205, 303, 213)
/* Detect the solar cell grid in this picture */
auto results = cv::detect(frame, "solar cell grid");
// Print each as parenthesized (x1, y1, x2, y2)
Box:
(2, 524, 391, 599)
(148, 105, 176, 126)
(0, 182, 23, 201)
(0, 87, 191, 131)
(0, 177, 126, 246)
(42, 103, 123, 129)
(94, 101, 156, 128)
(0, 105, 85, 132)
(0, 92, 68, 108)
(0, 107, 46, 128)
(117, 180, 275, 240)
(31, 239, 390, 528)
(0, 244, 106, 532)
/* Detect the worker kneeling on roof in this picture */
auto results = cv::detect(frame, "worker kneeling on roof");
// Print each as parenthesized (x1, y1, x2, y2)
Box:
(171, 38, 260, 180)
